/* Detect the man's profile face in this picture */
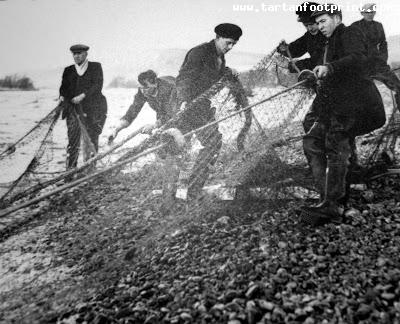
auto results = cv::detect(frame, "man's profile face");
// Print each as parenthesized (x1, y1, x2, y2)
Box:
(303, 22, 319, 35)
(316, 14, 339, 38)
(73, 51, 88, 65)
(215, 37, 237, 55)
(139, 79, 158, 97)
(361, 11, 376, 21)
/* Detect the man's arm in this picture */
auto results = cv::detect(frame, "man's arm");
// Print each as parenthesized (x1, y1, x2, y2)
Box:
(377, 22, 388, 62)
(59, 67, 69, 101)
(287, 33, 309, 58)
(121, 90, 147, 126)
(325, 26, 368, 75)
(85, 62, 104, 98)
(109, 90, 147, 142)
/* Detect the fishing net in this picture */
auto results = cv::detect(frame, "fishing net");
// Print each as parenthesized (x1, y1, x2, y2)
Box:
(0, 104, 101, 208)
(1, 49, 399, 217)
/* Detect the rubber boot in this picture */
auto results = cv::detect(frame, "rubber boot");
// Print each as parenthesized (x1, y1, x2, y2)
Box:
(301, 162, 347, 226)
(307, 155, 326, 203)
(187, 165, 209, 202)
(160, 155, 180, 214)
(187, 132, 221, 202)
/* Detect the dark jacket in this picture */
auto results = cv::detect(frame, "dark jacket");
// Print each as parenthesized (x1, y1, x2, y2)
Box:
(122, 76, 177, 125)
(351, 19, 388, 67)
(280, 31, 326, 71)
(176, 40, 226, 105)
(59, 61, 107, 118)
(315, 24, 385, 135)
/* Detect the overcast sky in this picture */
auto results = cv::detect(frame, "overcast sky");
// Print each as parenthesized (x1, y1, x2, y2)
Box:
(0, 0, 399, 74)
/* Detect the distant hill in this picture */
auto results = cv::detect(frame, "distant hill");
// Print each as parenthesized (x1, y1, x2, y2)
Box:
(104, 48, 265, 85)
(0, 49, 265, 90)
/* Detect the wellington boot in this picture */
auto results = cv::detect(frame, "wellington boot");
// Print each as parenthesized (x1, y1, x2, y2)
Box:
(300, 200, 343, 226)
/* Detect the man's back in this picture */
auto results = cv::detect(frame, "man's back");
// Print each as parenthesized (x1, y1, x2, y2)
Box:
(351, 19, 387, 64)
(176, 40, 225, 104)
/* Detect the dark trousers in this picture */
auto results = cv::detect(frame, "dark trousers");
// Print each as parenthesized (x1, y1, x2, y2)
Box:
(177, 99, 222, 199)
(303, 104, 358, 166)
(66, 111, 106, 169)
(303, 115, 353, 201)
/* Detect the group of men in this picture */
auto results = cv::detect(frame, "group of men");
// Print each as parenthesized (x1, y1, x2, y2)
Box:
(278, 2, 397, 225)
(58, 23, 242, 205)
(58, 3, 399, 225)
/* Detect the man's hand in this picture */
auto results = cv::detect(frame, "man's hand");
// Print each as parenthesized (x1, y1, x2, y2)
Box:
(141, 123, 156, 135)
(71, 93, 86, 104)
(278, 40, 288, 53)
(179, 102, 187, 113)
(108, 129, 119, 145)
(313, 65, 330, 79)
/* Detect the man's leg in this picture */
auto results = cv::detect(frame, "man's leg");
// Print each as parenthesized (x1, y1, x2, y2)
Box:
(187, 123, 222, 201)
(340, 136, 359, 205)
(302, 104, 318, 134)
(324, 129, 351, 204)
(66, 113, 81, 170)
(302, 115, 352, 225)
(82, 112, 107, 162)
(160, 153, 182, 212)
(302, 122, 327, 200)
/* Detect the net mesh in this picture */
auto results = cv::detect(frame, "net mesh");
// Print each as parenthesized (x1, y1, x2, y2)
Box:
(1, 49, 399, 215)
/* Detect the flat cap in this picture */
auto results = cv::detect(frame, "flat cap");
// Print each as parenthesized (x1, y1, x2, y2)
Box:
(360, 3, 376, 12)
(296, 2, 319, 23)
(214, 23, 242, 41)
(70, 44, 90, 53)
(311, 3, 342, 19)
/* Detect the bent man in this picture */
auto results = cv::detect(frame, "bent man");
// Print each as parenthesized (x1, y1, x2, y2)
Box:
(301, 5, 385, 226)
(109, 70, 177, 142)
(59, 44, 107, 170)
(176, 23, 242, 200)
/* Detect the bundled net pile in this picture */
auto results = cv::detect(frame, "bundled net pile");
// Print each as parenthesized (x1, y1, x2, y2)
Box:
(1, 50, 399, 215)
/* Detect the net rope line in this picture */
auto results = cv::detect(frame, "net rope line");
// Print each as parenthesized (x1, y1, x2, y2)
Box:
(0, 79, 309, 217)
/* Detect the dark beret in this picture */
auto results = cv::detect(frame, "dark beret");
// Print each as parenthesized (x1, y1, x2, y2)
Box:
(296, 2, 319, 23)
(214, 23, 242, 41)
(70, 44, 90, 53)
(311, 3, 342, 19)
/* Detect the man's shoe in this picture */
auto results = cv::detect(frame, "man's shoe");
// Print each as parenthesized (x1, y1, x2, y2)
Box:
(300, 200, 343, 226)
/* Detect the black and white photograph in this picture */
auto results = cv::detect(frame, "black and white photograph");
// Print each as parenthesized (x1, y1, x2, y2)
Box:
(1, 0, 400, 322)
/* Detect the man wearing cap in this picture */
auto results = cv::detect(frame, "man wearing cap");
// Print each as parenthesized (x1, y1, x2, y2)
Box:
(176, 23, 242, 200)
(109, 70, 176, 142)
(277, 2, 326, 137)
(278, 2, 326, 76)
(352, 3, 400, 108)
(59, 44, 107, 170)
(300, 4, 385, 225)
